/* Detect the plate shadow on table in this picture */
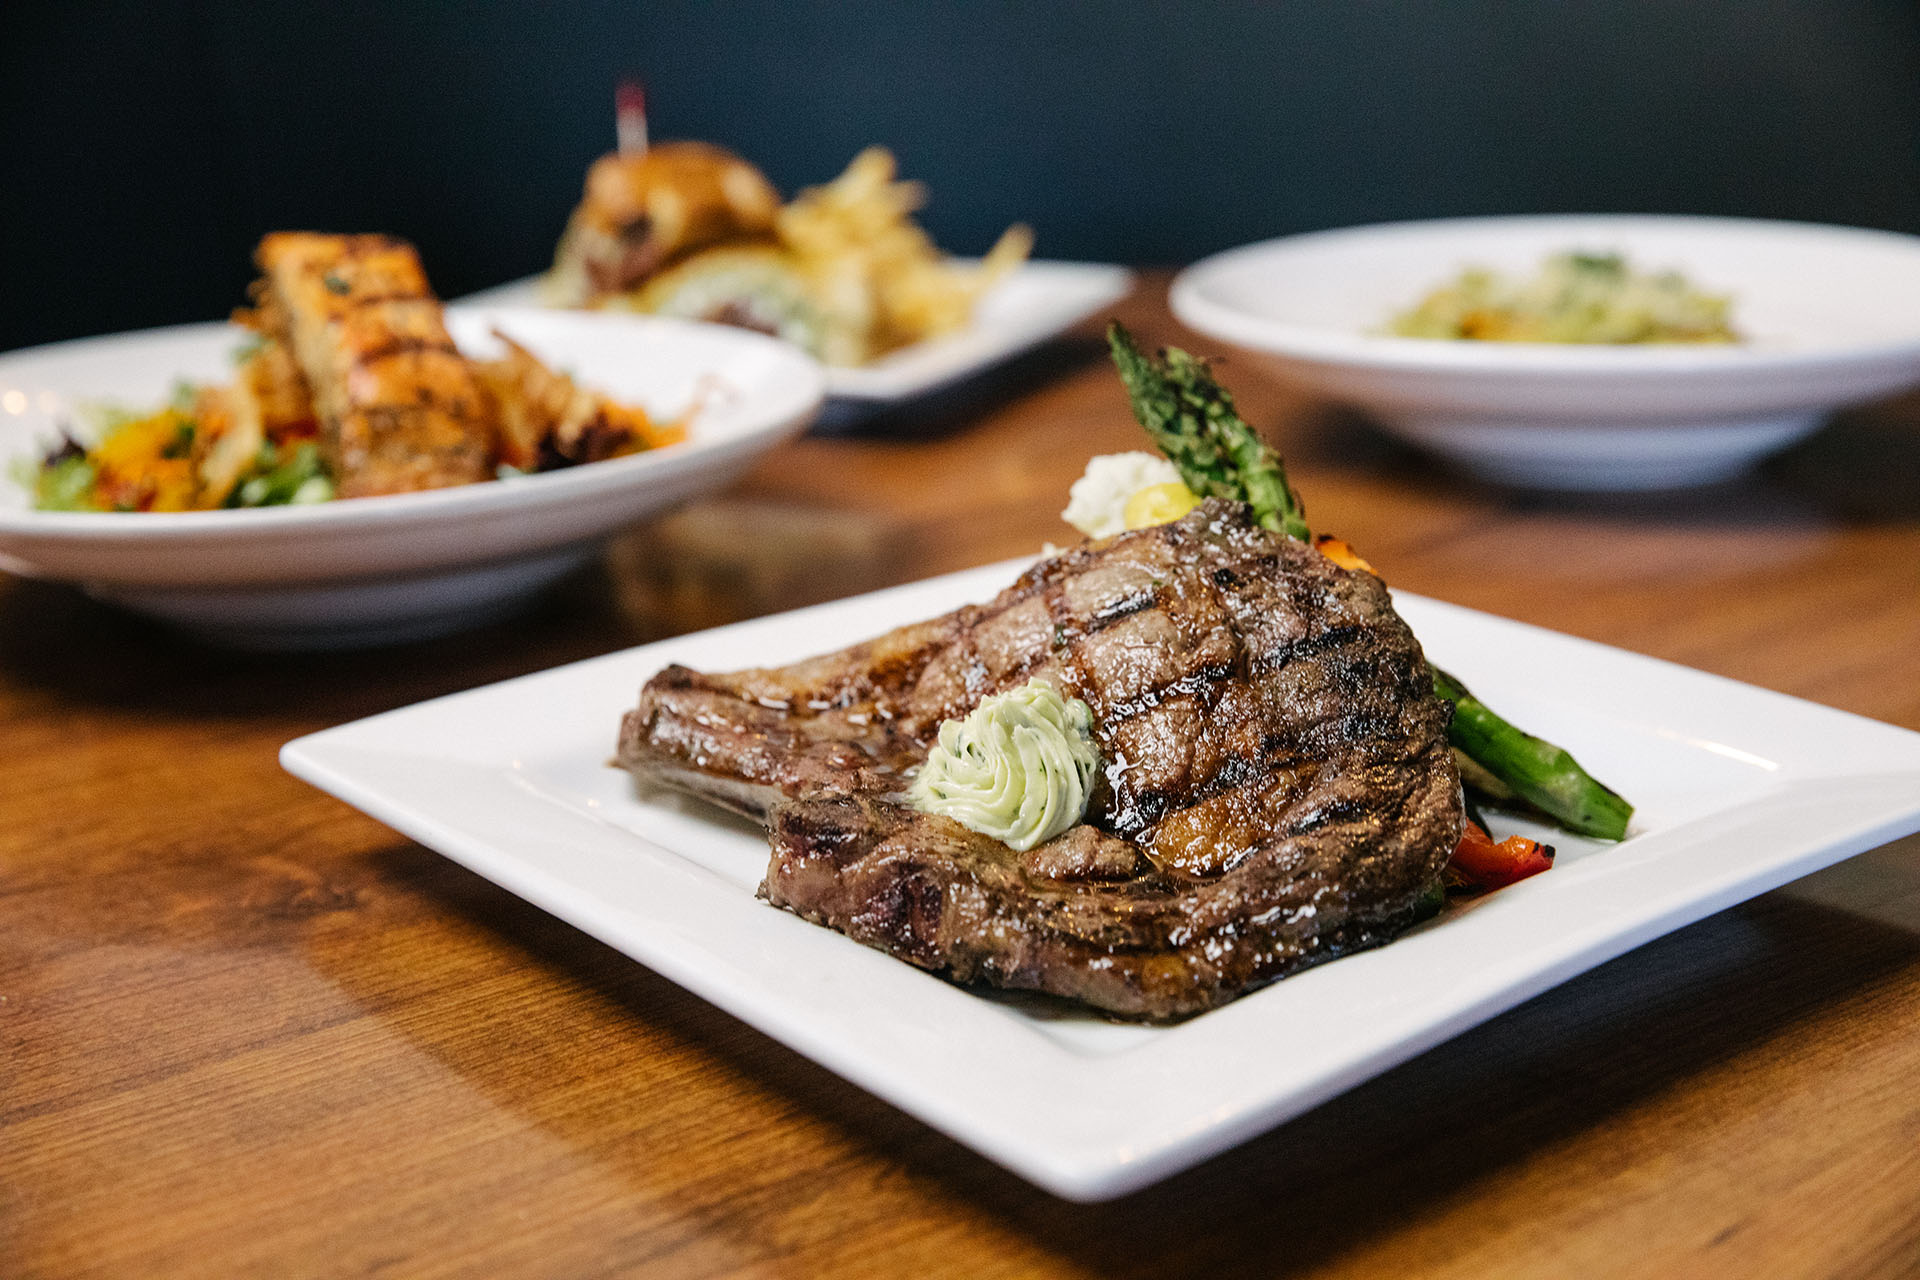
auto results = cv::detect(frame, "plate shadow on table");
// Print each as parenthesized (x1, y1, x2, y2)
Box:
(0, 496, 920, 726)
(307, 833, 1920, 1277)
(1292, 394, 1920, 530)
(0, 560, 646, 724)
(600, 497, 921, 638)
(811, 334, 1111, 442)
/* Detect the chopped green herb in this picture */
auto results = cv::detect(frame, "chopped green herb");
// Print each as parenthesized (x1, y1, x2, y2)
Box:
(228, 440, 330, 507)
(160, 421, 197, 460)
(323, 272, 352, 295)
(288, 475, 334, 504)
(23, 454, 98, 511)
(1567, 251, 1626, 276)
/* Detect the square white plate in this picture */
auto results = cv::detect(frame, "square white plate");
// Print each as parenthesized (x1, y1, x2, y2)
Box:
(281, 561, 1920, 1201)
(459, 260, 1134, 402)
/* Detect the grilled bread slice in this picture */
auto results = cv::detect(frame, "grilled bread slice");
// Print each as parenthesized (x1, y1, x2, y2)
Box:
(253, 233, 491, 497)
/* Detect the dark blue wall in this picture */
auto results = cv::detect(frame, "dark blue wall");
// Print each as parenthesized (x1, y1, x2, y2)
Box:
(5, 0, 1918, 350)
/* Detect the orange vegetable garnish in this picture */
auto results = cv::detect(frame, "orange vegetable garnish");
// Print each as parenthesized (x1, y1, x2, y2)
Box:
(609, 401, 687, 453)
(1314, 534, 1376, 575)
(90, 408, 200, 511)
(1448, 819, 1554, 891)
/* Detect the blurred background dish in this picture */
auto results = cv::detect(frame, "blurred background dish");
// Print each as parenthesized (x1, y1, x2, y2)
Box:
(543, 141, 1036, 368)
(1171, 215, 1920, 489)
(461, 107, 1131, 408)
(465, 259, 1132, 404)
(0, 308, 823, 647)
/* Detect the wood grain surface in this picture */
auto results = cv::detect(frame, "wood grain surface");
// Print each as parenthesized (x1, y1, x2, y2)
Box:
(6, 278, 1920, 1278)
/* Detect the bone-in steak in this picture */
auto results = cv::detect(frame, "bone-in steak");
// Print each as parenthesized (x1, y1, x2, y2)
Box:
(617, 500, 1461, 1019)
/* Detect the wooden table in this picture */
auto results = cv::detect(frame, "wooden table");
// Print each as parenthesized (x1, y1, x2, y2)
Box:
(8, 278, 1920, 1278)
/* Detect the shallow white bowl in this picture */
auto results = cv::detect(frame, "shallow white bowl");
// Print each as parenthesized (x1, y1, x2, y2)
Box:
(1170, 215, 1920, 489)
(0, 308, 824, 647)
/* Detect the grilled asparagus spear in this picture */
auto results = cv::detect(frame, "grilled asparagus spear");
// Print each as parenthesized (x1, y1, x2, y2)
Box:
(1432, 668, 1631, 839)
(1108, 323, 1310, 541)
(1106, 322, 1632, 840)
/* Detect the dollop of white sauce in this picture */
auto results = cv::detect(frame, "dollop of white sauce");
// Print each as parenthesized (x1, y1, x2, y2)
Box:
(1061, 452, 1181, 538)
(907, 680, 1100, 851)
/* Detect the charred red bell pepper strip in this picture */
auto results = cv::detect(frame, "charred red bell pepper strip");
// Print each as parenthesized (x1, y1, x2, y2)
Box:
(1449, 820, 1554, 890)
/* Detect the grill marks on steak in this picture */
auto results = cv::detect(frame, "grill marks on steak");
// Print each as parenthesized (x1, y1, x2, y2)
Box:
(616, 500, 1460, 1019)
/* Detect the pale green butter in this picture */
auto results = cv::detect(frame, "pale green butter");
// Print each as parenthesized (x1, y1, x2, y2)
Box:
(907, 679, 1100, 852)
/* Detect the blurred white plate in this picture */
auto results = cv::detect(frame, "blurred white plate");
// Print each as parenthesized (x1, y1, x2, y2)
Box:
(1172, 216, 1920, 489)
(0, 309, 823, 648)
(461, 260, 1134, 402)
(282, 558, 1920, 1200)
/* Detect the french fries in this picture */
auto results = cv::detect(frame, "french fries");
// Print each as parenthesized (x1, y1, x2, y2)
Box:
(778, 147, 1032, 359)
(550, 143, 1031, 366)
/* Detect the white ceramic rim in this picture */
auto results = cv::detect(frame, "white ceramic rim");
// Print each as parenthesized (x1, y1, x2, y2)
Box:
(0, 309, 826, 542)
(1170, 214, 1920, 377)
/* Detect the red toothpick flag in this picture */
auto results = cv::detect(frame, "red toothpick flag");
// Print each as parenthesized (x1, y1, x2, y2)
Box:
(616, 79, 649, 156)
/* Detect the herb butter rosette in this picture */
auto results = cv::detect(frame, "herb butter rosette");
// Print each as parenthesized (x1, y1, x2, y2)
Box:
(908, 680, 1100, 851)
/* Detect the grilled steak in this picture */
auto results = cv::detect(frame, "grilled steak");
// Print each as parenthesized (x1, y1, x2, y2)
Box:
(617, 500, 1461, 1019)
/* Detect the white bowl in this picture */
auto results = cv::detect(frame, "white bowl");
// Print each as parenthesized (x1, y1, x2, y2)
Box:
(0, 308, 824, 647)
(1170, 215, 1920, 489)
